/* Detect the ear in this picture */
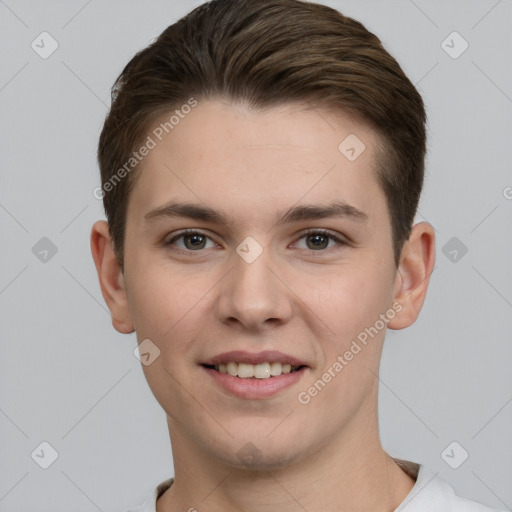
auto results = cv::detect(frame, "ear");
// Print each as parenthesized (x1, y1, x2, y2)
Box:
(387, 222, 436, 330)
(90, 220, 135, 334)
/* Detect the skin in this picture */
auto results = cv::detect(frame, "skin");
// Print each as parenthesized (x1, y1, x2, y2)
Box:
(91, 99, 435, 512)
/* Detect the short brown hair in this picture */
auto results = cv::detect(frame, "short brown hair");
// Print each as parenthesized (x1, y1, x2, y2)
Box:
(98, 0, 427, 269)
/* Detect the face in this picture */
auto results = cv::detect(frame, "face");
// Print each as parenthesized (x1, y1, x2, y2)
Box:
(119, 100, 403, 469)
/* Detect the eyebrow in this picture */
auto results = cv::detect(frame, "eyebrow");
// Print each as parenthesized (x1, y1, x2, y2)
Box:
(144, 200, 368, 226)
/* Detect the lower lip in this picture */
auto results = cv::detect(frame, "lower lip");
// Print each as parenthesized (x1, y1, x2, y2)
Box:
(202, 366, 307, 399)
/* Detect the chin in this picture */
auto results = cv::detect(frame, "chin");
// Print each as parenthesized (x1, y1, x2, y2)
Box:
(230, 445, 300, 471)
(205, 431, 309, 472)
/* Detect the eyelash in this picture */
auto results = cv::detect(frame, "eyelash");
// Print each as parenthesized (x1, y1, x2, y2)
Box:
(164, 229, 350, 255)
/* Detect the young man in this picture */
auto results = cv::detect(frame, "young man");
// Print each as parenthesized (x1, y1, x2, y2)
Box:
(91, 1, 503, 510)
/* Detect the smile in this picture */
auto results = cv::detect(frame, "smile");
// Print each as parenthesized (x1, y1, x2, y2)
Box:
(204, 362, 304, 379)
(200, 350, 309, 398)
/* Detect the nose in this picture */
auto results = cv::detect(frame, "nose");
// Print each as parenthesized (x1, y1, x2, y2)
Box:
(215, 247, 293, 332)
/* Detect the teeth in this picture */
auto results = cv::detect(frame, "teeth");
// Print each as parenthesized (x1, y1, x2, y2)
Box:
(227, 362, 238, 377)
(213, 361, 301, 378)
(270, 362, 282, 376)
(238, 363, 254, 378)
(254, 362, 271, 379)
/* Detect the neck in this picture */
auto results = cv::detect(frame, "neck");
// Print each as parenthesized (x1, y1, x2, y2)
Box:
(157, 415, 415, 512)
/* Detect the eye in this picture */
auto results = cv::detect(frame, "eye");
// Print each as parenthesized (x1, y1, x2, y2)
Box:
(294, 230, 348, 251)
(165, 230, 217, 251)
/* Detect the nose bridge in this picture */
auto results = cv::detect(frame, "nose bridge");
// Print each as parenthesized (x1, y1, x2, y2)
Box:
(217, 243, 292, 328)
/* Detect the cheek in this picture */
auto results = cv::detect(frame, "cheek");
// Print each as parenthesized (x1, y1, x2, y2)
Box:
(299, 263, 393, 343)
(296, 274, 389, 425)
(129, 271, 213, 416)
(125, 263, 207, 350)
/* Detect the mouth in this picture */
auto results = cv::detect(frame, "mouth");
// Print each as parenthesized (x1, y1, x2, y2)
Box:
(202, 361, 305, 379)
(200, 350, 309, 398)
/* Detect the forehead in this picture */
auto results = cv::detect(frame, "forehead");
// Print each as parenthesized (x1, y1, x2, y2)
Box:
(128, 100, 387, 225)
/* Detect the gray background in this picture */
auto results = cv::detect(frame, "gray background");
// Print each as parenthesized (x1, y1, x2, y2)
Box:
(1, 0, 511, 510)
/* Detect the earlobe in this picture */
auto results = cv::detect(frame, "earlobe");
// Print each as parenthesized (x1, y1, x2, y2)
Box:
(387, 222, 436, 330)
(90, 220, 135, 334)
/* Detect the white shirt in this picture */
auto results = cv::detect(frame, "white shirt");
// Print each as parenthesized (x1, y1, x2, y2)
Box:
(127, 460, 504, 512)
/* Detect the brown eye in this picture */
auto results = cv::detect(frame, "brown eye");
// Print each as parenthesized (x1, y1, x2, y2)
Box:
(183, 233, 207, 250)
(294, 230, 346, 251)
(306, 233, 330, 250)
(166, 231, 216, 252)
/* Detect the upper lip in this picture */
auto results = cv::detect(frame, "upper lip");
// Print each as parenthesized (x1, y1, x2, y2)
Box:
(202, 350, 308, 367)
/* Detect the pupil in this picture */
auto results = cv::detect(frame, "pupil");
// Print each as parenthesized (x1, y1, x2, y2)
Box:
(308, 234, 328, 250)
(185, 234, 206, 250)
